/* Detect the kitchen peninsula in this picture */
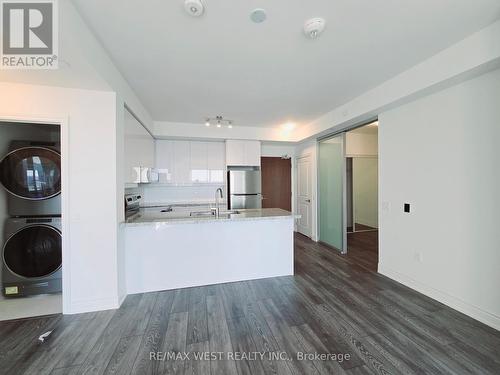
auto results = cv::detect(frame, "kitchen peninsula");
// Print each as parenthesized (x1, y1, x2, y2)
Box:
(123, 208, 296, 294)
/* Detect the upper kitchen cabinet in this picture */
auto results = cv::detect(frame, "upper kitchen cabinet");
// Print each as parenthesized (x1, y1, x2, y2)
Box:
(155, 140, 174, 183)
(155, 140, 225, 185)
(207, 142, 225, 183)
(189, 141, 208, 183)
(174, 141, 191, 184)
(225, 140, 261, 167)
(124, 109, 155, 184)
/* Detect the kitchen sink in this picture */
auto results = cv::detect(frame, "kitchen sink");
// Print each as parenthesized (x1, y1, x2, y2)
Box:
(190, 210, 214, 217)
(219, 210, 240, 215)
(189, 210, 240, 217)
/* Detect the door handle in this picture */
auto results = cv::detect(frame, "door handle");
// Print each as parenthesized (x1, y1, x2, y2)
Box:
(305, 199, 311, 203)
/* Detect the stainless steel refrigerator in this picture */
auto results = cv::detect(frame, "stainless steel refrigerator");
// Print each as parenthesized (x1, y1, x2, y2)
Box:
(227, 170, 262, 209)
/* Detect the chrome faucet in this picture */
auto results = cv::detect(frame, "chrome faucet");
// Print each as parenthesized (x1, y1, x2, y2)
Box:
(214, 188, 223, 218)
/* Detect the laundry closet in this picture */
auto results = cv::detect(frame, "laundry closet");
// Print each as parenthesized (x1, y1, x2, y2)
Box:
(0, 121, 62, 321)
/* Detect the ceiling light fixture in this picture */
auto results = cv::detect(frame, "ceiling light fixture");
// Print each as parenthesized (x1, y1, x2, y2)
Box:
(205, 116, 233, 129)
(184, 0, 204, 17)
(282, 122, 296, 131)
(303, 18, 326, 39)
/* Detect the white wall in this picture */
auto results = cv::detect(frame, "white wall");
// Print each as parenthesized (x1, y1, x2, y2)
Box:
(0, 82, 121, 314)
(378, 68, 500, 330)
(352, 158, 378, 228)
(345, 132, 378, 156)
(115, 97, 127, 305)
(296, 20, 500, 143)
(0, 0, 153, 312)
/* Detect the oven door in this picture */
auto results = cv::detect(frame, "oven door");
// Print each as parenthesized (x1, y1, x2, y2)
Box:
(0, 147, 61, 200)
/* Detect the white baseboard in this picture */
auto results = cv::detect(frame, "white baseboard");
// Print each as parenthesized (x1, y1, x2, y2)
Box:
(126, 272, 293, 296)
(378, 264, 500, 331)
(67, 297, 119, 315)
(118, 292, 127, 307)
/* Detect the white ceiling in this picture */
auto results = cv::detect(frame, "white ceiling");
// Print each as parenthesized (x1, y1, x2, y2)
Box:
(72, 0, 500, 129)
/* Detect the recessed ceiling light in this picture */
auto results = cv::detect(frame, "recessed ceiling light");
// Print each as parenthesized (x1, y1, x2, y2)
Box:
(282, 122, 296, 131)
(184, 0, 204, 17)
(303, 18, 326, 39)
(250, 8, 267, 23)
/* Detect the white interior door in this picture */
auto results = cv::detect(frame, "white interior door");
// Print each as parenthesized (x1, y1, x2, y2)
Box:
(297, 156, 312, 237)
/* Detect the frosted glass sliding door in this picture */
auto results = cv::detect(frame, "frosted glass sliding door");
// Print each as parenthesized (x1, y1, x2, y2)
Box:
(318, 134, 346, 252)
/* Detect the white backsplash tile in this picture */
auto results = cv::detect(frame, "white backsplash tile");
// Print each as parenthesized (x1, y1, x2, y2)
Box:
(138, 184, 226, 206)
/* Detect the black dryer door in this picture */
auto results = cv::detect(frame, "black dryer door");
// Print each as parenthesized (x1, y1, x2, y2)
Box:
(3, 225, 62, 279)
(0, 147, 61, 200)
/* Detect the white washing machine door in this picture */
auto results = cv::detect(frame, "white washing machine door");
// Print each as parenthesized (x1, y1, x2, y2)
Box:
(0, 146, 61, 201)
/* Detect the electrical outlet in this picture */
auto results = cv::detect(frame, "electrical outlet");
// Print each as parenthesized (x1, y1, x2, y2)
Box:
(414, 251, 423, 263)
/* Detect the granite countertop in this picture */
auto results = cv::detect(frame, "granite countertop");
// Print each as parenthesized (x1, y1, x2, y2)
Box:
(123, 208, 299, 226)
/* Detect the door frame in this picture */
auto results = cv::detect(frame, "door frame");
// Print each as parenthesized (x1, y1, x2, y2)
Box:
(296, 154, 313, 238)
(260, 156, 292, 211)
(316, 117, 379, 255)
(0, 114, 70, 314)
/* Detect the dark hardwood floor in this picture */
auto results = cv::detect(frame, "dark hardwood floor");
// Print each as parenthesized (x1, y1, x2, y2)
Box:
(1, 233, 500, 374)
(346, 228, 379, 272)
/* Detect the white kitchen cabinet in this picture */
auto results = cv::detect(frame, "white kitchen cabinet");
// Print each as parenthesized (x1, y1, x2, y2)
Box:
(124, 109, 154, 184)
(155, 140, 225, 185)
(225, 140, 261, 167)
(173, 141, 191, 184)
(155, 140, 174, 183)
(225, 140, 245, 166)
(190, 141, 208, 183)
(244, 140, 261, 166)
(207, 142, 225, 183)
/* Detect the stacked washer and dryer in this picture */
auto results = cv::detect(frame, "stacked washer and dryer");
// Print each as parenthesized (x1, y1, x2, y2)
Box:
(0, 140, 62, 298)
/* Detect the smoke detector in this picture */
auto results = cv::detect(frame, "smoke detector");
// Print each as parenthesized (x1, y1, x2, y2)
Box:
(250, 8, 267, 23)
(184, 0, 204, 17)
(303, 18, 326, 39)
